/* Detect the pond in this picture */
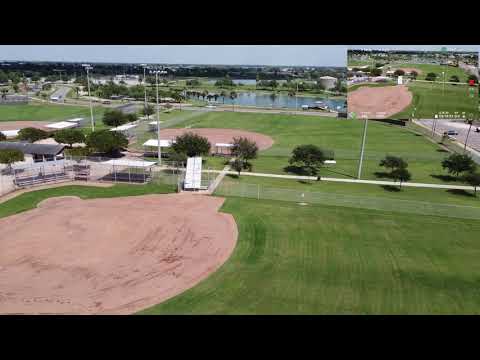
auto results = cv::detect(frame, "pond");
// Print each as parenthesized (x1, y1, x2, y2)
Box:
(189, 91, 347, 111)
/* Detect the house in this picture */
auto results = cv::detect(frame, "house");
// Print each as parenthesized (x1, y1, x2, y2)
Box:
(0, 142, 66, 164)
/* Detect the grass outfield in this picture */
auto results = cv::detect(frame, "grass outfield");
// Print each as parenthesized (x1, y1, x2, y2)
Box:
(0, 184, 176, 219)
(140, 196, 480, 314)
(391, 63, 471, 83)
(392, 81, 477, 119)
(171, 111, 468, 185)
(347, 82, 395, 92)
(0, 103, 106, 122)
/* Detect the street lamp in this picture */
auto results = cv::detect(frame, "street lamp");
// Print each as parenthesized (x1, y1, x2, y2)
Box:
(82, 64, 95, 132)
(464, 118, 473, 152)
(150, 69, 162, 164)
(140, 64, 149, 120)
(357, 112, 369, 179)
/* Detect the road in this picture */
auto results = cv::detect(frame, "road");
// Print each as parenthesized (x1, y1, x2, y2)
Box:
(50, 86, 71, 102)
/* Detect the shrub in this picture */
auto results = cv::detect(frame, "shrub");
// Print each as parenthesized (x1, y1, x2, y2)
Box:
(18, 127, 49, 142)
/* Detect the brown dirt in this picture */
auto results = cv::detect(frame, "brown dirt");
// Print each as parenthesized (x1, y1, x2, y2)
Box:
(347, 85, 413, 119)
(0, 121, 51, 132)
(0, 194, 238, 314)
(158, 128, 274, 151)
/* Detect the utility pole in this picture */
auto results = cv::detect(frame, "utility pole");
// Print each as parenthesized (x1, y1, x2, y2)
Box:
(357, 113, 369, 179)
(464, 119, 473, 151)
(82, 64, 94, 132)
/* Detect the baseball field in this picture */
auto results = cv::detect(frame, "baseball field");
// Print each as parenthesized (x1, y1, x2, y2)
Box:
(347, 61, 478, 119)
(1, 110, 480, 314)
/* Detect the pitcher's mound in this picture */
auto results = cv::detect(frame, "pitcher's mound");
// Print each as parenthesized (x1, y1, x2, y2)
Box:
(348, 85, 413, 119)
(0, 194, 238, 314)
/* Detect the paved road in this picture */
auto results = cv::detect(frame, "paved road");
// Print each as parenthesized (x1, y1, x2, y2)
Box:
(50, 86, 71, 102)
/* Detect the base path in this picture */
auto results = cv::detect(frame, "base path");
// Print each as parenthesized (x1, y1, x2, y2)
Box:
(159, 128, 274, 151)
(347, 85, 413, 118)
(0, 194, 238, 314)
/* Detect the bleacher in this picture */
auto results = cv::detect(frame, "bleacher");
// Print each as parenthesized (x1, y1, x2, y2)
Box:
(183, 157, 206, 190)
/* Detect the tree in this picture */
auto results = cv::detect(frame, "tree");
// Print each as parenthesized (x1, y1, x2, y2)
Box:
(379, 155, 408, 172)
(425, 72, 437, 81)
(410, 70, 418, 79)
(449, 75, 460, 83)
(102, 109, 128, 127)
(464, 171, 480, 196)
(125, 113, 138, 123)
(391, 167, 411, 189)
(393, 69, 405, 76)
(231, 158, 247, 177)
(85, 130, 128, 156)
(231, 137, 258, 172)
(18, 127, 49, 142)
(220, 90, 227, 104)
(53, 129, 85, 148)
(229, 91, 237, 111)
(0, 149, 24, 172)
(171, 132, 211, 157)
(288, 144, 327, 176)
(141, 104, 155, 118)
(441, 153, 476, 177)
(370, 68, 382, 76)
(0, 132, 6, 141)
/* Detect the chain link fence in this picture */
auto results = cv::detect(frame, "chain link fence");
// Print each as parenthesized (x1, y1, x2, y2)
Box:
(214, 179, 480, 220)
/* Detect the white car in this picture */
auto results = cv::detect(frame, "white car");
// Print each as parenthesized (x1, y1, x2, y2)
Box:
(206, 105, 216, 109)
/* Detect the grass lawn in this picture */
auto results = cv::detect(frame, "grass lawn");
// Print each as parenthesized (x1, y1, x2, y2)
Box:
(391, 63, 471, 83)
(171, 111, 467, 185)
(140, 195, 480, 314)
(0, 183, 176, 219)
(347, 82, 396, 92)
(392, 81, 477, 119)
(0, 103, 106, 122)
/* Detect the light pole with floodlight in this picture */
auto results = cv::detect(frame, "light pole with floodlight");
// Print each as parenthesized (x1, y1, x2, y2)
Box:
(357, 112, 369, 179)
(150, 69, 162, 164)
(82, 64, 95, 132)
(141, 64, 149, 120)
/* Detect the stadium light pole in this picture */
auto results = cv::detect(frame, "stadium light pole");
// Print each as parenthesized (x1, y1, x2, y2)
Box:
(141, 64, 149, 120)
(82, 64, 95, 132)
(151, 69, 162, 165)
(357, 113, 369, 179)
(295, 82, 298, 113)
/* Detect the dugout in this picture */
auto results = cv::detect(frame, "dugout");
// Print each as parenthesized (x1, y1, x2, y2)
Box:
(99, 158, 156, 183)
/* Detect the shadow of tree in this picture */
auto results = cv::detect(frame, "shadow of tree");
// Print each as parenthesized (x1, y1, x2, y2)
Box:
(446, 189, 475, 197)
(226, 174, 239, 179)
(284, 165, 311, 176)
(322, 168, 356, 179)
(436, 149, 449, 153)
(381, 185, 401, 192)
(431, 174, 458, 182)
(374, 171, 393, 179)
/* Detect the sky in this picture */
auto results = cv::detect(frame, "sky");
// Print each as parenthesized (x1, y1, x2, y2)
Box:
(0, 45, 478, 66)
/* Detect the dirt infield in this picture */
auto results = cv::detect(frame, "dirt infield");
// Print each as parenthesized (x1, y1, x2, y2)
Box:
(347, 85, 413, 119)
(0, 121, 51, 132)
(0, 194, 238, 314)
(159, 128, 274, 151)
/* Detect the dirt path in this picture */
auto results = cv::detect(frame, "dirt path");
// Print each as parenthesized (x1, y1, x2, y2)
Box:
(347, 85, 413, 118)
(0, 194, 237, 314)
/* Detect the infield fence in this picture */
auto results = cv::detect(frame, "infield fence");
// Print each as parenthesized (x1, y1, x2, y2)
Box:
(214, 179, 480, 220)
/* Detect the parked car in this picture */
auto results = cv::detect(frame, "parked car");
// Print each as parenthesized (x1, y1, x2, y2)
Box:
(446, 130, 459, 136)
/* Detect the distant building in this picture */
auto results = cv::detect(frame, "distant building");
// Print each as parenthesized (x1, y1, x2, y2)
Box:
(318, 76, 338, 90)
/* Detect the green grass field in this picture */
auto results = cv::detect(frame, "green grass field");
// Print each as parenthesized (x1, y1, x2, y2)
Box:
(0, 184, 175, 219)
(1, 171, 479, 314)
(140, 195, 480, 314)
(392, 81, 477, 119)
(0, 103, 106, 122)
(169, 111, 468, 185)
(391, 63, 471, 83)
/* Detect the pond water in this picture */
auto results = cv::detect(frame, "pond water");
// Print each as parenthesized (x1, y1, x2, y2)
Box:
(189, 91, 347, 111)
